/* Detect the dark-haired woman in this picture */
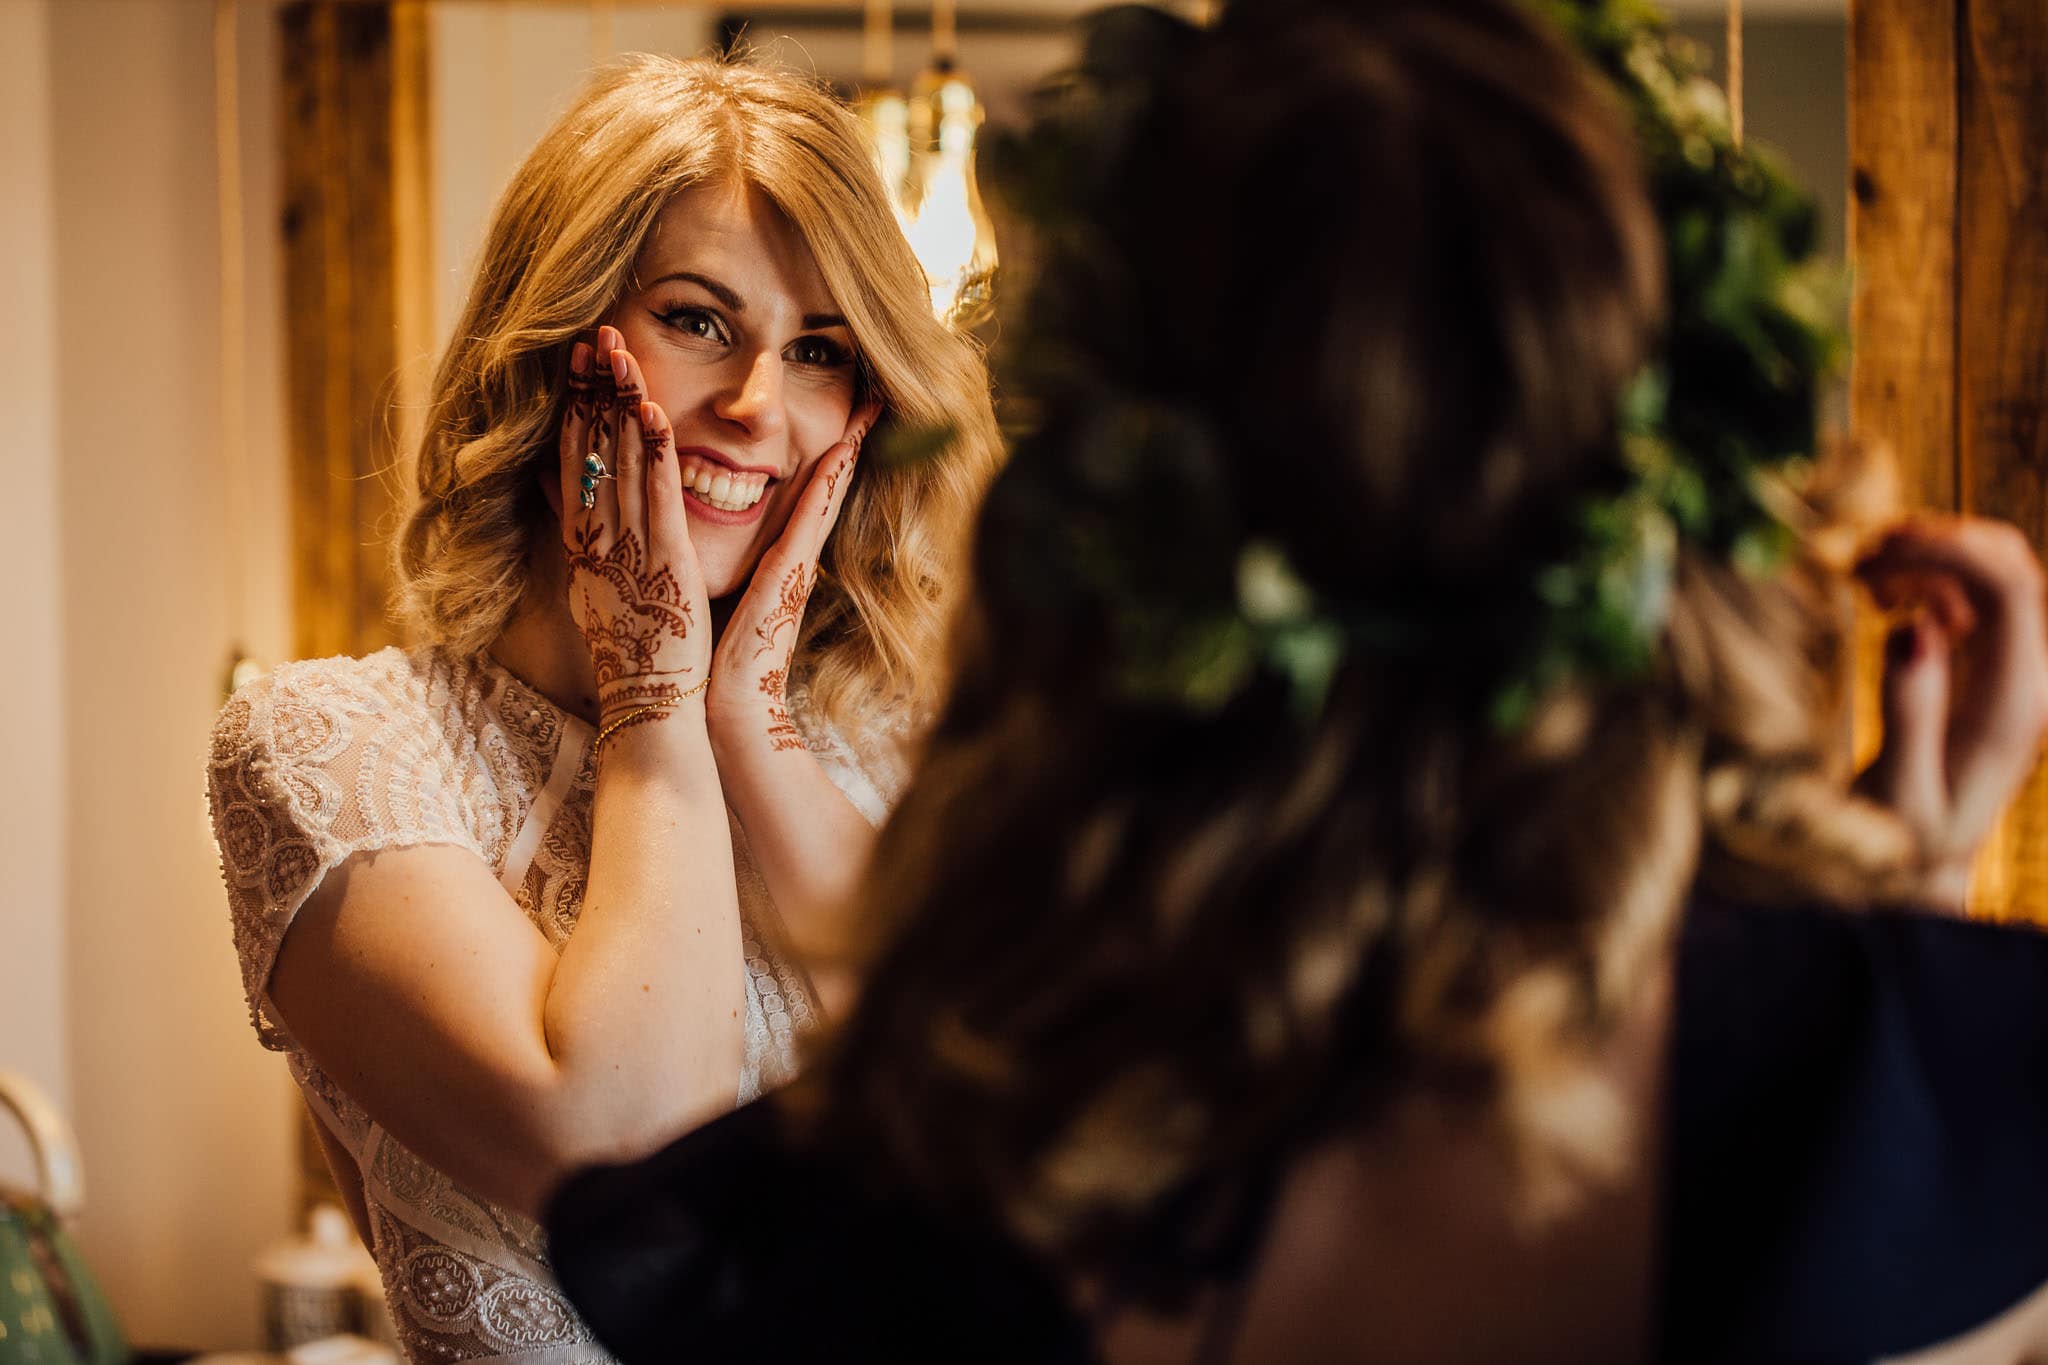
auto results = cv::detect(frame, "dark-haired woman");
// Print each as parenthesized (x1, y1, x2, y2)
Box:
(544, 3, 2048, 1361)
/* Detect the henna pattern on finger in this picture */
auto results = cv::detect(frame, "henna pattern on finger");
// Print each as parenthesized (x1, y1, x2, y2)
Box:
(642, 413, 672, 463)
(609, 350, 646, 414)
(568, 367, 598, 421)
(752, 563, 817, 660)
(567, 520, 695, 688)
(819, 446, 859, 519)
(590, 359, 619, 445)
(759, 666, 805, 752)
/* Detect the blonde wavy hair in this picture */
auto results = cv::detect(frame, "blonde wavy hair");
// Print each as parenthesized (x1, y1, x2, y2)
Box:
(394, 53, 1002, 739)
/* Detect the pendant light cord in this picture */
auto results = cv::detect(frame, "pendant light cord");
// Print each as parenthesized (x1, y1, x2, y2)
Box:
(1727, 0, 1744, 146)
(865, 0, 893, 85)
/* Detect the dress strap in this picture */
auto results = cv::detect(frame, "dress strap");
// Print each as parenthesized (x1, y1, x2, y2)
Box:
(497, 697, 589, 899)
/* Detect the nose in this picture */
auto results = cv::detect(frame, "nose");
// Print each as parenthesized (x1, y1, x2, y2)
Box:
(712, 350, 788, 446)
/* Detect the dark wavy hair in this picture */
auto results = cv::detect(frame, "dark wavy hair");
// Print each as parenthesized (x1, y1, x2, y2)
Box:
(791, 0, 1912, 1306)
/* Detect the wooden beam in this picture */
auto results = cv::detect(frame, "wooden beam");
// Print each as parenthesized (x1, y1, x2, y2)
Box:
(1848, 0, 1958, 514)
(1846, 0, 1957, 783)
(1957, 0, 2048, 918)
(279, 0, 432, 664)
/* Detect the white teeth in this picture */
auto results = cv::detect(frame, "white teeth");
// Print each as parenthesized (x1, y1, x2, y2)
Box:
(676, 455, 767, 511)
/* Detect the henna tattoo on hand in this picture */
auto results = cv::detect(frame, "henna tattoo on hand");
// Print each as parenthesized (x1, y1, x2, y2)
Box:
(568, 367, 597, 421)
(819, 446, 858, 519)
(590, 359, 619, 446)
(751, 563, 816, 660)
(608, 347, 647, 413)
(598, 679, 686, 722)
(643, 414, 672, 463)
(759, 666, 805, 752)
(567, 521, 695, 688)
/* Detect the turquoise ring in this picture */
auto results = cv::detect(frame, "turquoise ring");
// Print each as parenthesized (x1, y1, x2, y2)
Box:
(579, 451, 612, 510)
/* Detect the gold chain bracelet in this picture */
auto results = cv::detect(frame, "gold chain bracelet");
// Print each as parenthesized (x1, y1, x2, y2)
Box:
(593, 676, 709, 760)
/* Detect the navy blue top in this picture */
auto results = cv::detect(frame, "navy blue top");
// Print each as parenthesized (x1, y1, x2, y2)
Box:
(1660, 899, 2048, 1361)
(549, 901, 2048, 1363)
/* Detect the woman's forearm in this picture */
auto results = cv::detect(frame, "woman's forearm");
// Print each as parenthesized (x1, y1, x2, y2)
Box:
(541, 714, 747, 1151)
(711, 724, 879, 982)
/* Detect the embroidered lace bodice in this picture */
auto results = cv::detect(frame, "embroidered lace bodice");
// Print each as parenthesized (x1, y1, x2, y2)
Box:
(208, 645, 897, 1364)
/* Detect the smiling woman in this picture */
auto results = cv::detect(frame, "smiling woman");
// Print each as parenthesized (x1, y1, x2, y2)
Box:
(205, 52, 1001, 1365)
(611, 182, 865, 586)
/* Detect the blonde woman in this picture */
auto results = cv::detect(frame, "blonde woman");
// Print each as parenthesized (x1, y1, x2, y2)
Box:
(207, 54, 999, 1362)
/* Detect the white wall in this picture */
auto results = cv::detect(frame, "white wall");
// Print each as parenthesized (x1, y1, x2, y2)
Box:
(0, 0, 70, 1197)
(429, 2, 719, 345)
(43, 0, 296, 1350)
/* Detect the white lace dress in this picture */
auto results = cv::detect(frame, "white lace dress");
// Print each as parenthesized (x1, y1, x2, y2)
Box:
(207, 645, 896, 1364)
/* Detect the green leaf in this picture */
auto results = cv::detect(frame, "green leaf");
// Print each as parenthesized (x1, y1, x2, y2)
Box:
(1237, 541, 1314, 625)
(1266, 621, 1345, 721)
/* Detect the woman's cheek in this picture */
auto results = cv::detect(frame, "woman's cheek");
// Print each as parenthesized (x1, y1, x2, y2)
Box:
(796, 404, 852, 460)
(798, 371, 858, 425)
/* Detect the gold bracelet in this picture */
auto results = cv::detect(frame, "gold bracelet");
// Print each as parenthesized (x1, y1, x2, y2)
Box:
(593, 677, 709, 759)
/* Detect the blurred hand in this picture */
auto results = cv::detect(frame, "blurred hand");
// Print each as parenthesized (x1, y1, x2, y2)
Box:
(1856, 516, 2048, 912)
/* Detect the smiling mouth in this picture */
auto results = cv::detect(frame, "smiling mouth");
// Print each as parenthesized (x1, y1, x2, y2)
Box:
(677, 452, 770, 512)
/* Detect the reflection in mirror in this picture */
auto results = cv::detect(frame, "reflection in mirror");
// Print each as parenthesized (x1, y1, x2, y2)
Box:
(226, 14, 1017, 1358)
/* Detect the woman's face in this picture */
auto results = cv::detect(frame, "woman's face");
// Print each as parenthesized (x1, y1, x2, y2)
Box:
(606, 180, 861, 599)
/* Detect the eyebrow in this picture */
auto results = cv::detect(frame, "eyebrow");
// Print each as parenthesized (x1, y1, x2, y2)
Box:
(646, 270, 848, 332)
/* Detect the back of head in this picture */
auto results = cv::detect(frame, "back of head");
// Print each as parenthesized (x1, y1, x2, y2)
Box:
(1025, 0, 1661, 607)
(811, 0, 1907, 1299)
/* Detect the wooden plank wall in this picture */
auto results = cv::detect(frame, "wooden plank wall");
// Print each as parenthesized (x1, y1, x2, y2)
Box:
(1848, 0, 1956, 515)
(1958, 0, 2048, 917)
(1851, 0, 2048, 919)
(279, 0, 432, 665)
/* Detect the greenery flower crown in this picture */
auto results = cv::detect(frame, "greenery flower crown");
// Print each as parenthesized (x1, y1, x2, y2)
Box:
(947, 0, 1844, 731)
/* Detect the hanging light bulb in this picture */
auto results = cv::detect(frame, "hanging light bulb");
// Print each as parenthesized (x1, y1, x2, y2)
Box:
(856, 91, 916, 235)
(902, 2, 997, 326)
(868, 92, 915, 228)
(854, 0, 916, 230)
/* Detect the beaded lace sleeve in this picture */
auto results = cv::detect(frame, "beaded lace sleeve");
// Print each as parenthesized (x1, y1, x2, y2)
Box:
(208, 657, 493, 1052)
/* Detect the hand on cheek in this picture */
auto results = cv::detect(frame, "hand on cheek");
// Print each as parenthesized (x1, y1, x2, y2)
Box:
(704, 396, 885, 750)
